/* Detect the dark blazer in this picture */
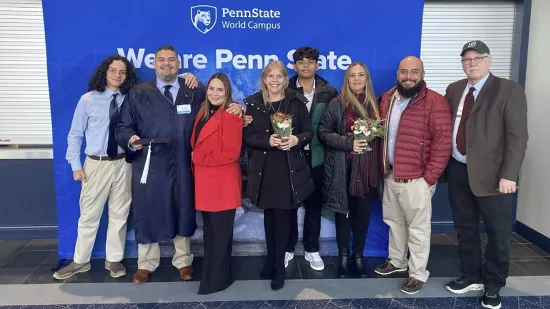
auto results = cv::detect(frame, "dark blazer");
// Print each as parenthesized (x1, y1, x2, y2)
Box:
(444, 73, 528, 197)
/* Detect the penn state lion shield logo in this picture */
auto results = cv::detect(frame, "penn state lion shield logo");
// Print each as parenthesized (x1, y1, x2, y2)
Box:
(191, 5, 217, 34)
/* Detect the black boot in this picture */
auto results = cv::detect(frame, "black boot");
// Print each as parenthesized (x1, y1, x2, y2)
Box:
(270, 265, 285, 290)
(337, 250, 349, 278)
(260, 262, 275, 280)
(354, 253, 367, 278)
(271, 273, 285, 291)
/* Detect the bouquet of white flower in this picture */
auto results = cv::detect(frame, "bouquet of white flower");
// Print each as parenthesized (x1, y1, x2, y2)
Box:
(270, 112, 293, 141)
(351, 118, 386, 153)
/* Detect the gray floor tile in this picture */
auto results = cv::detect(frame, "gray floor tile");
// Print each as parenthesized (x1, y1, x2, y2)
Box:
(510, 261, 531, 276)
(23, 267, 60, 284)
(514, 261, 550, 276)
(1, 250, 52, 268)
(23, 239, 58, 251)
(0, 267, 36, 284)
(510, 244, 544, 261)
(430, 234, 456, 246)
(525, 244, 550, 257)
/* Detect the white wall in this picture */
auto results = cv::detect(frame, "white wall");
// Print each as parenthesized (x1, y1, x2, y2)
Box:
(516, 0, 550, 238)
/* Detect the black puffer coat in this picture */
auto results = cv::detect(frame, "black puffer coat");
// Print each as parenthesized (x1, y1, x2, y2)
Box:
(318, 96, 383, 214)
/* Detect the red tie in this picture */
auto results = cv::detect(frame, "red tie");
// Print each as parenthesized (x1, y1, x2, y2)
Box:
(456, 87, 476, 155)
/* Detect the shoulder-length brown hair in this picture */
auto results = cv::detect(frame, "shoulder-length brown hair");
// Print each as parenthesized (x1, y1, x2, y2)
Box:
(198, 72, 233, 121)
(340, 61, 380, 120)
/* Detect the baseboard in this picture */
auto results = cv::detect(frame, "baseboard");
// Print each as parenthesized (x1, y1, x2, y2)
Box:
(516, 221, 550, 254)
(0, 226, 57, 239)
(431, 222, 457, 234)
(431, 221, 516, 234)
(0, 221, 518, 240)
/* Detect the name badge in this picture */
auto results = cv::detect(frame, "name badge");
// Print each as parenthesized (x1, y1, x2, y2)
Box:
(177, 104, 191, 114)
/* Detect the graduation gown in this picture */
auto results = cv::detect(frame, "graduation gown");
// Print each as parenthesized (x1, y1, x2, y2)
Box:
(116, 77, 205, 244)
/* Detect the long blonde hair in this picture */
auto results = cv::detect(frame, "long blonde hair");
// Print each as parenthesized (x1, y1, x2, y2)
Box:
(340, 61, 380, 120)
(260, 60, 289, 104)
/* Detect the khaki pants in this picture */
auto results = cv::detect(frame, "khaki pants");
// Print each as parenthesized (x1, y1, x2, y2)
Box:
(137, 235, 193, 272)
(382, 172, 436, 282)
(73, 157, 132, 264)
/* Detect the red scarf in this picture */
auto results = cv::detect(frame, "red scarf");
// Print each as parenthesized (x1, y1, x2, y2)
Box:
(345, 93, 379, 197)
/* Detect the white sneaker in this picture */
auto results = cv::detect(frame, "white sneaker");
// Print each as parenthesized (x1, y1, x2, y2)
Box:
(284, 252, 294, 268)
(305, 252, 325, 271)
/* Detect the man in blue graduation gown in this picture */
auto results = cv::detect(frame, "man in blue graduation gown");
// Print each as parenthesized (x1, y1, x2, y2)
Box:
(116, 45, 242, 283)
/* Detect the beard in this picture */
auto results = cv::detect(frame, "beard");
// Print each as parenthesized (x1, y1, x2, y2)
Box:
(397, 80, 425, 98)
(157, 66, 177, 82)
(159, 73, 177, 83)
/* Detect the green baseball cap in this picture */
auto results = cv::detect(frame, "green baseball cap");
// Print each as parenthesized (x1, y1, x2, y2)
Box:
(460, 40, 490, 56)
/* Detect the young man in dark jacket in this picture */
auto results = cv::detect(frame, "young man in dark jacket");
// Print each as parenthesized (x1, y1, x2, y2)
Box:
(285, 46, 338, 271)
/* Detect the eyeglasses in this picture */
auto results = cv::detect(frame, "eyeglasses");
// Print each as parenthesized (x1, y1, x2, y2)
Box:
(461, 56, 489, 65)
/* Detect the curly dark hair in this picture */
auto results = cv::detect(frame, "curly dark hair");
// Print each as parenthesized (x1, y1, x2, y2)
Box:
(88, 55, 138, 95)
(293, 46, 320, 62)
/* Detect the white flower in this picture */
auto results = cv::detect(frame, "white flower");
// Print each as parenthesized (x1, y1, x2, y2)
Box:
(278, 122, 290, 129)
(365, 131, 372, 136)
(359, 126, 366, 131)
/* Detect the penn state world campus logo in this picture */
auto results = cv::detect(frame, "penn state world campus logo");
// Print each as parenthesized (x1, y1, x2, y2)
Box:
(191, 5, 217, 34)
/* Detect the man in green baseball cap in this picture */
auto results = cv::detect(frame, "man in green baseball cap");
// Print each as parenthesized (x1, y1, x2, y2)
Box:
(444, 39, 529, 309)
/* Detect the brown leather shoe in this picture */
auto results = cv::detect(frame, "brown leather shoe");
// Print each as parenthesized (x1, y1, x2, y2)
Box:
(132, 269, 151, 283)
(178, 266, 194, 281)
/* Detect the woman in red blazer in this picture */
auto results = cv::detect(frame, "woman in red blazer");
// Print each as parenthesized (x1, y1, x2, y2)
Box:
(191, 72, 243, 295)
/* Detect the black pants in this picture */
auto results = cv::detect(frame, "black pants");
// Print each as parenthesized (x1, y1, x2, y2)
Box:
(288, 152, 323, 253)
(198, 209, 236, 295)
(264, 208, 293, 277)
(335, 192, 374, 255)
(448, 158, 513, 289)
(335, 163, 375, 255)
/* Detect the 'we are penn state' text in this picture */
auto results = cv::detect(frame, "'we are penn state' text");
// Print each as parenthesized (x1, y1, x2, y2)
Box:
(117, 48, 353, 71)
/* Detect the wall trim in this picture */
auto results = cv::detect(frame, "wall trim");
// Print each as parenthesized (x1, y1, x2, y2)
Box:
(432, 221, 516, 234)
(516, 221, 550, 254)
(0, 226, 57, 239)
(0, 222, 519, 240)
(516, 0, 532, 87)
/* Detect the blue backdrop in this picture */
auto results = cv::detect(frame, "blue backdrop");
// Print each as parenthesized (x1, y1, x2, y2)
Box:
(42, 0, 425, 259)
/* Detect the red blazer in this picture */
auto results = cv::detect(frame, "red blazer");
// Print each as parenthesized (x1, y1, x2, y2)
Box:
(191, 108, 243, 212)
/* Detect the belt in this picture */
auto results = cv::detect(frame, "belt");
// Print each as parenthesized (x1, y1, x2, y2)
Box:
(88, 153, 125, 161)
(394, 178, 415, 183)
(388, 166, 415, 183)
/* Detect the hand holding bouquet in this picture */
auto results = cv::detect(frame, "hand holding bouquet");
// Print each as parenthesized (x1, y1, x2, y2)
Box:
(271, 112, 293, 142)
(351, 118, 386, 154)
